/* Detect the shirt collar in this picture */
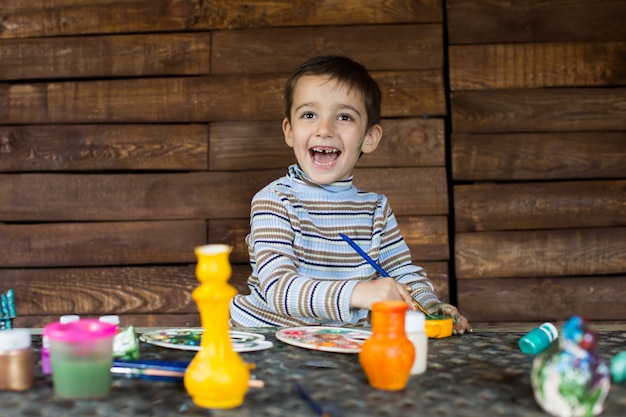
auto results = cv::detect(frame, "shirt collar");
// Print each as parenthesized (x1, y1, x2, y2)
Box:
(287, 164, 354, 193)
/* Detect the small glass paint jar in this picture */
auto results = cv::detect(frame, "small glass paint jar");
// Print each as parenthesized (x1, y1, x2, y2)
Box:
(0, 328, 34, 391)
(405, 311, 427, 375)
(42, 314, 80, 375)
(46, 319, 117, 399)
(519, 322, 558, 355)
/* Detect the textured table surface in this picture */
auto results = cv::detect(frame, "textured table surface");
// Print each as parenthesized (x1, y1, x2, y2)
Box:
(2, 327, 625, 417)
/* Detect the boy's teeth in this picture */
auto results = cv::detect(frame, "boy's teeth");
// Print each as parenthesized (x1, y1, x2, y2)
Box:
(313, 147, 338, 153)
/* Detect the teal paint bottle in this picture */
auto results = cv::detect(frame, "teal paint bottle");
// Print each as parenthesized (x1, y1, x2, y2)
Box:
(519, 322, 558, 355)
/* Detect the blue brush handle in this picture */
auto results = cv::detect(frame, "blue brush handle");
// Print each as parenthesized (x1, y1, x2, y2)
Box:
(338, 233, 389, 277)
(113, 359, 189, 372)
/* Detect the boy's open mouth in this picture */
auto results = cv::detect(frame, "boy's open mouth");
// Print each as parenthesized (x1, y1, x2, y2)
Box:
(310, 147, 341, 166)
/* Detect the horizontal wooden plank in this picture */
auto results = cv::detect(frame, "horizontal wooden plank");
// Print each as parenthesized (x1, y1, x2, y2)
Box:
(457, 276, 626, 322)
(210, 118, 445, 171)
(452, 132, 626, 181)
(449, 41, 626, 91)
(455, 227, 626, 279)
(0, 70, 445, 124)
(0, 171, 276, 221)
(209, 216, 449, 264)
(0, 0, 442, 39)
(451, 88, 626, 133)
(212, 24, 442, 74)
(397, 217, 449, 261)
(0, 168, 448, 222)
(0, 124, 208, 172)
(0, 266, 198, 316)
(447, 0, 626, 44)
(0, 220, 206, 267)
(454, 181, 626, 232)
(354, 168, 448, 216)
(0, 33, 211, 81)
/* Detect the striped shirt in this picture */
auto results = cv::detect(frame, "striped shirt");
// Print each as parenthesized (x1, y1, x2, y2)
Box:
(229, 164, 440, 327)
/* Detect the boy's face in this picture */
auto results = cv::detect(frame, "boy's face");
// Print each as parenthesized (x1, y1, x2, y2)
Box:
(283, 75, 382, 185)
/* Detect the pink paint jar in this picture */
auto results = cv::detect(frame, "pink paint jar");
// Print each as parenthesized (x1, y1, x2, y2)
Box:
(44, 319, 117, 399)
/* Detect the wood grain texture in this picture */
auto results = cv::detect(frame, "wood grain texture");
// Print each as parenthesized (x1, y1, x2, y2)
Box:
(449, 41, 626, 90)
(454, 181, 626, 232)
(208, 216, 450, 264)
(455, 227, 626, 279)
(452, 132, 626, 181)
(0, 33, 211, 81)
(451, 88, 626, 133)
(0, 168, 447, 222)
(0, 124, 208, 172)
(0, 221, 206, 267)
(457, 276, 626, 322)
(0, 0, 442, 39)
(447, 0, 626, 44)
(212, 24, 442, 74)
(0, 266, 199, 316)
(0, 70, 444, 124)
(210, 118, 444, 171)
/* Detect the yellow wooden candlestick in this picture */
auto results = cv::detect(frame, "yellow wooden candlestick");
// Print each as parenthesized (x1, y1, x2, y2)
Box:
(184, 244, 250, 409)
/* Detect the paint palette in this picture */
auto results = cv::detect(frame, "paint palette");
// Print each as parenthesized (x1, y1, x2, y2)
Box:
(139, 328, 274, 352)
(275, 326, 372, 353)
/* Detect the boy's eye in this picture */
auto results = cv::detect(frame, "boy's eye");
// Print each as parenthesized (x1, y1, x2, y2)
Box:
(300, 112, 316, 119)
(338, 114, 354, 122)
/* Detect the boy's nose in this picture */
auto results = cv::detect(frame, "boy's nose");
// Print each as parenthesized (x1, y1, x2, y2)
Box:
(315, 118, 334, 138)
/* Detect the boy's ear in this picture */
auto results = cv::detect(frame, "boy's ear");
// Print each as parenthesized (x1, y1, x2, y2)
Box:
(361, 124, 383, 154)
(282, 117, 294, 148)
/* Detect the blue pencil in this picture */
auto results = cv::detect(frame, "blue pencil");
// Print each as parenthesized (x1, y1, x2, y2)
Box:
(295, 383, 330, 417)
(339, 233, 433, 317)
(338, 233, 389, 277)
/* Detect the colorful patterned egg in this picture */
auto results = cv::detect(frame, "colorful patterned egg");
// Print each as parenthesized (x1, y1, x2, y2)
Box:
(531, 316, 611, 417)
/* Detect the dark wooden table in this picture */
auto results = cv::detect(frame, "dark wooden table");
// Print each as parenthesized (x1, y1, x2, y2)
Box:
(3, 327, 626, 417)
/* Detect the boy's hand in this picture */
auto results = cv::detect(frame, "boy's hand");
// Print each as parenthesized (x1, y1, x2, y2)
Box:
(427, 302, 473, 335)
(350, 278, 414, 310)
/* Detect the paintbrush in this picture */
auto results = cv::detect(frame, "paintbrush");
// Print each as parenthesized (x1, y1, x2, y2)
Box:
(338, 233, 433, 317)
(111, 360, 264, 387)
(295, 383, 330, 417)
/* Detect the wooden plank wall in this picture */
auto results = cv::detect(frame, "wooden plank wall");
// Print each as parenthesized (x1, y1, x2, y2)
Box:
(447, 0, 626, 323)
(0, 0, 450, 327)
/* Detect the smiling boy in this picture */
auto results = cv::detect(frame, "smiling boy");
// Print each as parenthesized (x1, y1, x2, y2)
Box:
(230, 55, 471, 334)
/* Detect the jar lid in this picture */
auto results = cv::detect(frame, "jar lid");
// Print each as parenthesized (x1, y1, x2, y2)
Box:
(59, 315, 80, 324)
(0, 328, 32, 350)
(99, 315, 120, 326)
(44, 319, 117, 343)
(405, 311, 426, 332)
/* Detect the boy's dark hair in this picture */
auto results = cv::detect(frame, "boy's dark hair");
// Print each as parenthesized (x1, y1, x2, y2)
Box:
(284, 55, 382, 130)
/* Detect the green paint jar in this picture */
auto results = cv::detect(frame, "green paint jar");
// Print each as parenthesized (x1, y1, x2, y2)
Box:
(44, 319, 117, 399)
